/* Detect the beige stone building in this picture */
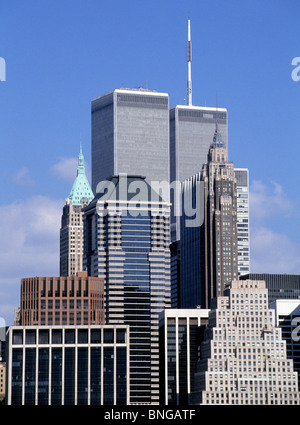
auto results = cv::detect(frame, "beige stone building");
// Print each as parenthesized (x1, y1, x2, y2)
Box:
(60, 144, 94, 277)
(192, 280, 300, 405)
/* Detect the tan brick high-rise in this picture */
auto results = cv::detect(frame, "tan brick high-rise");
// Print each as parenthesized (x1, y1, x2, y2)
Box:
(20, 272, 105, 325)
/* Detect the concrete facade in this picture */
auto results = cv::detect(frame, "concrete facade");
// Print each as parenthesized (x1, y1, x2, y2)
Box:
(192, 280, 300, 405)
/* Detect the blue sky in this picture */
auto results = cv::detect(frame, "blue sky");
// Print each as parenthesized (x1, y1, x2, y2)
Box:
(0, 0, 300, 325)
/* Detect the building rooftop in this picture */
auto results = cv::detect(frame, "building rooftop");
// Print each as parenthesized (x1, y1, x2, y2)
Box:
(68, 144, 94, 206)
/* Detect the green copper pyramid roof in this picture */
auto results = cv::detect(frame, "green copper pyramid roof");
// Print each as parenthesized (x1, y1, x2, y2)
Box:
(68, 144, 94, 205)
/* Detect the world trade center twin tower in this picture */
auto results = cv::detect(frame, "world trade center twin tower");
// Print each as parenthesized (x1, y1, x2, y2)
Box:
(91, 87, 227, 195)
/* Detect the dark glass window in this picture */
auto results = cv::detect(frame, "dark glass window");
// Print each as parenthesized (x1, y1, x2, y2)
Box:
(39, 330, 49, 344)
(11, 348, 23, 405)
(78, 329, 88, 344)
(25, 348, 36, 405)
(38, 348, 49, 405)
(77, 348, 88, 405)
(116, 329, 126, 343)
(116, 347, 127, 405)
(103, 347, 114, 405)
(25, 330, 36, 345)
(64, 348, 75, 405)
(52, 329, 62, 344)
(65, 330, 75, 344)
(167, 324, 176, 404)
(104, 329, 114, 344)
(91, 329, 101, 344)
(51, 348, 62, 405)
(90, 347, 101, 405)
(13, 330, 23, 345)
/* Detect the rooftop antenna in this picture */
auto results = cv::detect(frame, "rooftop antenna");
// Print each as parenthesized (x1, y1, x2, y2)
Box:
(187, 18, 192, 106)
(216, 91, 218, 132)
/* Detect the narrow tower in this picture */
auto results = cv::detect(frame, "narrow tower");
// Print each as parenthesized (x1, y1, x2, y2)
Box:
(60, 143, 94, 276)
(187, 19, 192, 106)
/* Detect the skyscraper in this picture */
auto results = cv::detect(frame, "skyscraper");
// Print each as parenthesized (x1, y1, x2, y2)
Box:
(179, 171, 203, 309)
(83, 174, 171, 405)
(60, 145, 94, 276)
(179, 126, 238, 310)
(201, 126, 238, 307)
(235, 168, 250, 276)
(192, 280, 300, 405)
(91, 88, 170, 194)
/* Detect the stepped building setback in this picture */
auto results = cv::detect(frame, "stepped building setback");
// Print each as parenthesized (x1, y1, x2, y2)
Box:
(192, 280, 300, 405)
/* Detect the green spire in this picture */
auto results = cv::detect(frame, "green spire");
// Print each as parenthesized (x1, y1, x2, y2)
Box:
(68, 142, 94, 205)
(77, 139, 85, 174)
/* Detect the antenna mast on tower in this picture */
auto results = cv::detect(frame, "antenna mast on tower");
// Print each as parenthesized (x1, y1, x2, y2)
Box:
(187, 19, 192, 106)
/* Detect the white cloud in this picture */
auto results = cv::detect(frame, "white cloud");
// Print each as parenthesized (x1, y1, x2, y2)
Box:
(250, 180, 292, 224)
(50, 157, 91, 182)
(0, 196, 63, 325)
(50, 157, 78, 182)
(250, 226, 300, 274)
(249, 180, 300, 274)
(13, 166, 35, 186)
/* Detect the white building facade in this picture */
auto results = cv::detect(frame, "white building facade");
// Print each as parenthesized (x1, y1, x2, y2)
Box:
(192, 280, 300, 405)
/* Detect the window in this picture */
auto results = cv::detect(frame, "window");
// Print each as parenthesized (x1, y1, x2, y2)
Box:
(65, 330, 75, 344)
(39, 330, 49, 344)
(13, 330, 23, 345)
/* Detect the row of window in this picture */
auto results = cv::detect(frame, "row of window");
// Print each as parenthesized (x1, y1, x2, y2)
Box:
(12, 328, 127, 346)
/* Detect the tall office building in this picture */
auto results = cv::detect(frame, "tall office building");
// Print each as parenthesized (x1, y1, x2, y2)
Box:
(201, 126, 238, 307)
(170, 106, 228, 185)
(83, 174, 171, 404)
(159, 308, 209, 405)
(170, 20, 228, 188)
(179, 127, 238, 309)
(91, 88, 170, 194)
(179, 171, 203, 309)
(235, 168, 250, 276)
(170, 106, 228, 243)
(20, 272, 105, 326)
(192, 280, 300, 405)
(60, 145, 94, 276)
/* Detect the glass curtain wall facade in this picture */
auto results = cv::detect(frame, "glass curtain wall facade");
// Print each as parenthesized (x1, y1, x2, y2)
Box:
(179, 172, 203, 309)
(6, 325, 129, 405)
(83, 175, 171, 405)
(159, 309, 209, 405)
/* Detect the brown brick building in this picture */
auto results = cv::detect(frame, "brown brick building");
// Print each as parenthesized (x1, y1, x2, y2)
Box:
(20, 272, 105, 326)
